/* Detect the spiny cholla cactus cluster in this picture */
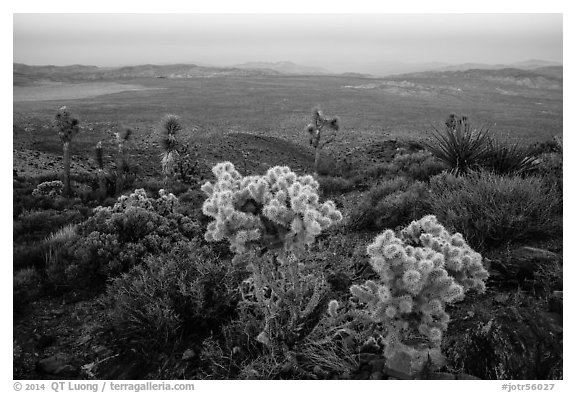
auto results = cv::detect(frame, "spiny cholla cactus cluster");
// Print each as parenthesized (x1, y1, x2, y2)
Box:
(201, 162, 342, 254)
(202, 162, 343, 351)
(32, 180, 64, 198)
(329, 215, 488, 373)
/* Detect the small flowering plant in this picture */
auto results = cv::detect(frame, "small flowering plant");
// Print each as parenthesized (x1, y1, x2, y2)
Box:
(202, 162, 343, 350)
(327, 215, 489, 375)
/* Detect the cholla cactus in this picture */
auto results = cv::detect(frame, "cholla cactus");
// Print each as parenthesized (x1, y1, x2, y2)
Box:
(202, 162, 342, 254)
(32, 180, 64, 198)
(329, 215, 488, 375)
(54, 106, 80, 197)
(202, 162, 343, 350)
(305, 107, 340, 175)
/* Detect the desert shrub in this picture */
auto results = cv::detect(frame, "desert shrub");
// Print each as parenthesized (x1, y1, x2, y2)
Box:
(349, 176, 430, 231)
(423, 115, 490, 174)
(530, 137, 562, 155)
(44, 224, 81, 289)
(13, 242, 47, 271)
(45, 189, 202, 288)
(388, 150, 448, 181)
(104, 240, 243, 350)
(429, 171, 562, 250)
(481, 137, 540, 175)
(31, 180, 64, 198)
(324, 216, 489, 377)
(14, 208, 85, 243)
(13, 267, 43, 314)
(350, 151, 446, 188)
(533, 152, 563, 192)
(362, 163, 392, 181)
(317, 175, 355, 195)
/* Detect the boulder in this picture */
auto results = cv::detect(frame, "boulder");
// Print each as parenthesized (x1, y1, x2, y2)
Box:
(444, 305, 562, 379)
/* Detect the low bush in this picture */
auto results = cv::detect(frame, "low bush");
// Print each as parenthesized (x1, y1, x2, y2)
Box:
(13, 267, 43, 314)
(45, 189, 202, 289)
(388, 150, 447, 181)
(104, 240, 243, 351)
(317, 175, 355, 195)
(14, 208, 85, 243)
(481, 137, 539, 175)
(349, 176, 430, 231)
(533, 152, 562, 192)
(31, 180, 64, 198)
(429, 171, 562, 250)
(351, 150, 446, 187)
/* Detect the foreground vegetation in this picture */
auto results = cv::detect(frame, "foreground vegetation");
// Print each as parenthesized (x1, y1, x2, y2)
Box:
(13, 104, 563, 380)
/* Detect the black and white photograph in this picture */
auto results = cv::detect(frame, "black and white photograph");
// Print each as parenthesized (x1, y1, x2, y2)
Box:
(11, 6, 565, 385)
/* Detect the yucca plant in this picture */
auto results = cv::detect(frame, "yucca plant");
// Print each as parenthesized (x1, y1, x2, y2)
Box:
(423, 114, 491, 175)
(159, 114, 183, 182)
(305, 107, 340, 175)
(482, 136, 540, 175)
(54, 106, 80, 197)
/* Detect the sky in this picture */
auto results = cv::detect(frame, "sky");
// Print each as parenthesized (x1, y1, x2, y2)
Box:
(13, 13, 563, 74)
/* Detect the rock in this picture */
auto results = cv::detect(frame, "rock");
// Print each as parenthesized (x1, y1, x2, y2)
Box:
(444, 305, 562, 379)
(489, 247, 561, 285)
(36, 355, 78, 377)
(513, 247, 560, 262)
(428, 372, 455, 380)
(370, 371, 385, 379)
(94, 345, 113, 358)
(37, 355, 66, 374)
(549, 291, 563, 314)
(352, 369, 371, 380)
(182, 348, 196, 361)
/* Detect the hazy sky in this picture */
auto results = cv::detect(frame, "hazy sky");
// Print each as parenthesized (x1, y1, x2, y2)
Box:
(13, 14, 562, 72)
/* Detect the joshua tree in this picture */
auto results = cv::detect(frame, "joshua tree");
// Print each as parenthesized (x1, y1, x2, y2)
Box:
(159, 114, 183, 183)
(54, 106, 80, 197)
(114, 128, 132, 195)
(305, 107, 340, 175)
(94, 141, 106, 200)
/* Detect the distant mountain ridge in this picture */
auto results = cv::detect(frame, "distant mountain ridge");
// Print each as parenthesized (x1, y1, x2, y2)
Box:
(432, 59, 562, 73)
(232, 61, 331, 75)
(13, 63, 281, 85)
(390, 66, 563, 90)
